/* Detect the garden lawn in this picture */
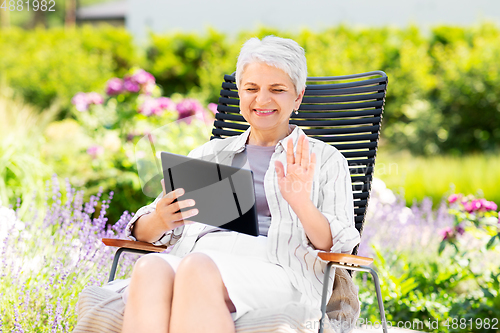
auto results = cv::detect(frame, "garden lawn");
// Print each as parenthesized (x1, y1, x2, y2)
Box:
(375, 150, 500, 208)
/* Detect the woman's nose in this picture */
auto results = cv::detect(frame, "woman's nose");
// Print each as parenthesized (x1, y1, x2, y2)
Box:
(255, 90, 272, 105)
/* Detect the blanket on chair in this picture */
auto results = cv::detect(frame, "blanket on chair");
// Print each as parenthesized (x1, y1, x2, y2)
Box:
(73, 268, 359, 333)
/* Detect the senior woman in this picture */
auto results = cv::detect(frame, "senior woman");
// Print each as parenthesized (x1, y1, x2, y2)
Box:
(121, 36, 360, 333)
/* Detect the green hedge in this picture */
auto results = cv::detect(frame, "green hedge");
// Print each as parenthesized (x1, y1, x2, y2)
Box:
(0, 26, 141, 113)
(1, 23, 499, 154)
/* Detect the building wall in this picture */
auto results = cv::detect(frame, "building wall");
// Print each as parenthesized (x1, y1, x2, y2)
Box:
(127, 0, 500, 42)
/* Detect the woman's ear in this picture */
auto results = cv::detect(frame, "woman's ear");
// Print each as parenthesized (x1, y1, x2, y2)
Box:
(294, 88, 306, 109)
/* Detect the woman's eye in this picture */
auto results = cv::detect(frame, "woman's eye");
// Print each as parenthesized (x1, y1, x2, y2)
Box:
(273, 89, 285, 93)
(246, 88, 257, 91)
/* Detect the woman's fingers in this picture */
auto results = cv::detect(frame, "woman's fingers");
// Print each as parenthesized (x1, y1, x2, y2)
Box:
(168, 198, 196, 214)
(295, 135, 303, 165)
(159, 187, 184, 205)
(286, 137, 295, 165)
(301, 136, 310, 169)
(287, 135, 311, 169)
(308, 152, 317, 177)
(171, 207, 199, 223)
(161, 178, 167, 196)
(274, 160, 285, 179)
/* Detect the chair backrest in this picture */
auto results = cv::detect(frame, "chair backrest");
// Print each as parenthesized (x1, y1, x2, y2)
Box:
(211, 72, 388, 255)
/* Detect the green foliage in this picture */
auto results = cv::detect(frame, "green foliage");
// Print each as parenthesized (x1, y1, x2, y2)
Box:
(0, 86, 57, 217)
(2, 23, 500, 153)
(430, 24, 500, 154)
(356, 197, 500, 333)
(145, 29, 228, 99)
(0, 25, 141, 113)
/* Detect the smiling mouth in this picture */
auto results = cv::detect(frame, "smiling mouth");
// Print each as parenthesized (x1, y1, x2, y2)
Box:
(254, 109, 276, 114)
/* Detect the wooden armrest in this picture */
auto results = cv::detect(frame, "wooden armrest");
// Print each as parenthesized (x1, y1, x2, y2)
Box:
(102, 238, 168, 253)
(317, 252, 373, 266)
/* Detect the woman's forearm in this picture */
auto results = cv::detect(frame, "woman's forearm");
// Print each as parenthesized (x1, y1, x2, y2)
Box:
(132, 211, 170, 243)
(291, 200, 333, 251)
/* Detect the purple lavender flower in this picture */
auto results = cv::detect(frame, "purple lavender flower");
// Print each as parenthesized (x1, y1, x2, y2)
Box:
(71, 92, 89, 112)
(123, 76, 140, 93)
(455, 224, 465, 235)
(105, 78, 124, 96)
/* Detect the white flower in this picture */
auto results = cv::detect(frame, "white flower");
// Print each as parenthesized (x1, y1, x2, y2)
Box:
(372, 177, 396, 204)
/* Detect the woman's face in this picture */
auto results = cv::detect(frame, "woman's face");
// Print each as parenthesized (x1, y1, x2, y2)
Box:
(239, 62, 304, 138)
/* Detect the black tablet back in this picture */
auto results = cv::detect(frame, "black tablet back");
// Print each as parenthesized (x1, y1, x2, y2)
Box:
(161, 152, 259, 236)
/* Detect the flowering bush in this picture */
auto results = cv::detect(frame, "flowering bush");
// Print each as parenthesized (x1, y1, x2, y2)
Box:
(69, 69, 217, 223)
(0, 176, 136, 331)
(439, 193, 499, 254)
(358, 178, 453, 257)
(71, 68, 215, 130)
(357, 183, 500, 333)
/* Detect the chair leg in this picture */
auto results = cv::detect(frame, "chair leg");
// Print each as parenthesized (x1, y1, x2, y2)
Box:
(108, 248, 154, 283)
(318, 262, 333, 333)
(363, 266, 388, 333)
(317, 263, 388, 333)
(108, 248, 126, 282)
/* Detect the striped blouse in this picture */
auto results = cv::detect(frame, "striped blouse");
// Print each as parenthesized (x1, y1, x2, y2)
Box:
(125, 124, 360, 308)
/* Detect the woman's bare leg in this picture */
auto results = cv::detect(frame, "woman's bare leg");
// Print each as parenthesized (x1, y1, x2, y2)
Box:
(122, 255, 176, 333)
(169, 253, 236, 333)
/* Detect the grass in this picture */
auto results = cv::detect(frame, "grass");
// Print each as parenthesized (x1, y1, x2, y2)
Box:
(374, 149, 500, 207)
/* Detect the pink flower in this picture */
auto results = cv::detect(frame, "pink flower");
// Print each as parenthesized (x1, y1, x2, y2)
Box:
(87, 145, 103, 159)
(132, 69, 155, 86)
(138, 97, 161, 116)
(157, 97, 176, 111)
(141, 81, 156, 95)
(483, 200, 498, 212)
(447, 194, 461, 204)
(464, 200, 481, 213)
(440, 227, 454, 241)
(471, 199, 482, 211)
(86, 92, 104, 105)
(208, 103, 218, 115)
(123, 76, 140, 93)
(126, 133, 136, 142)
(72, 92, 104, 112)
(106, 78, 124, 95)
(176, 98, 206, 124)
(71, 92, 89, 112)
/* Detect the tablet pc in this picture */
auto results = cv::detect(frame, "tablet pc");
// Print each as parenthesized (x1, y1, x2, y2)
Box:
(160, 151, 259, 236)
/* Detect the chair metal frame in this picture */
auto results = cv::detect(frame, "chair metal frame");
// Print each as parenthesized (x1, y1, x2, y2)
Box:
(103, 71, 389, 333)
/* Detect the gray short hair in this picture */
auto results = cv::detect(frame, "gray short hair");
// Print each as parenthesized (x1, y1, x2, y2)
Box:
(235, 36, 307, 96)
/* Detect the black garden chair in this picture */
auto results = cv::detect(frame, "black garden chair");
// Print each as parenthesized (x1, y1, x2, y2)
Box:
(103, 71, 389, 333)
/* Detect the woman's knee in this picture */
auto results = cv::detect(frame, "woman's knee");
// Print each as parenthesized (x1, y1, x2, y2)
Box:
(131, 254, 175, 283)
(176, 252, 215, 278)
